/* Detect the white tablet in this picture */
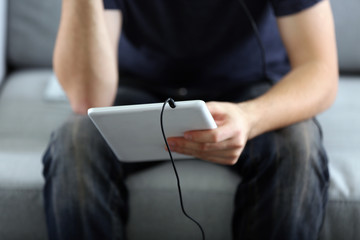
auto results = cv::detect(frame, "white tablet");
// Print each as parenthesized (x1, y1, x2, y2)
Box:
(88, 100, 217, 162)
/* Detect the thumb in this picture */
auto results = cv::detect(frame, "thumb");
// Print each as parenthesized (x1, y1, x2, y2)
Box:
(206, 101, 227, 121)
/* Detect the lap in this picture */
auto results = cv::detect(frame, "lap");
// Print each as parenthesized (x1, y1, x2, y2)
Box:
(233, 118, 328, 181)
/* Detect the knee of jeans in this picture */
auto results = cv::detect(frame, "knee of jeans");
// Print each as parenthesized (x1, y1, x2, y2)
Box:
(42, 115, 105, 182)
(244, 119, 327, 180)
(279, 120, 326, 162)
(42, 115, 127, 212)
(273, 119, 329, 186)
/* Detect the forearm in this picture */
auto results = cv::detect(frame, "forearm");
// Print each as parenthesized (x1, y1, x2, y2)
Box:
(242, 1, 338, 139)
(54, 0, 118, 114)
(242, 60, 338, 139)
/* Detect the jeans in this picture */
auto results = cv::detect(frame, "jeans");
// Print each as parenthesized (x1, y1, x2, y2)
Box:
(42, 83, 329, 240)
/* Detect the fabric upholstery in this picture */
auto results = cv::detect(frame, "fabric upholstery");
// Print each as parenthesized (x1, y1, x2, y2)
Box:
(317, 76, 360, 240)
(126, 160, 239, 240)
(1, 70, 360, 240)
(0, 153, 47, 240)
(0, 0, 7, 85)
(320, 201, 360, 240)
(6, 0, 360, 72)
(7, 0, 61, 68)
(318, 76, 360, 202)
(0, 69, 71, 153)
(331, 0, 360, 72)
(0, 70, 70, 240)
(43, 74, 68, 102)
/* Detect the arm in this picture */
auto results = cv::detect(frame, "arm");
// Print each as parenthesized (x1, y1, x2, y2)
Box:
(53, 0, 122, 114)
(244, 0, 338, 138)
(167, 0, 338, 165)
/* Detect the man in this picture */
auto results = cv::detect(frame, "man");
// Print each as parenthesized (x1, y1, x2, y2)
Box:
(43, 0, 338, 239)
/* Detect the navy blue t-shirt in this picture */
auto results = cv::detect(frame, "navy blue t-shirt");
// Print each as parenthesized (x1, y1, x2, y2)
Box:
(103, 0, 322, 95)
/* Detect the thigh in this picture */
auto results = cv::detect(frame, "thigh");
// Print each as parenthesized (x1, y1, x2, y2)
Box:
(231, 119, 329, 240)
(44, 86, 163, 179)
(234, 118, 329, 190)
(42, 114, 131, 239)
(44, 85, 166, 201)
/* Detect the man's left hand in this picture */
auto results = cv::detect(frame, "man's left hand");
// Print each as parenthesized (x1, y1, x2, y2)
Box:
(166, 101, 251, 165)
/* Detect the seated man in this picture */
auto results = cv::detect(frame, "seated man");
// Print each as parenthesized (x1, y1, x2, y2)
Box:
(42, 0, 338, 239)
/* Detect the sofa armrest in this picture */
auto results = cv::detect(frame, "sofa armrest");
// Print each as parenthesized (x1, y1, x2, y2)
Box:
(0, 0, 7, 86)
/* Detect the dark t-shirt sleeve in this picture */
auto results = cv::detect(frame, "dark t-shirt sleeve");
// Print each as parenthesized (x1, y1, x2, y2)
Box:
(270, 0, 323, 17)
(103, 0, 122, 10)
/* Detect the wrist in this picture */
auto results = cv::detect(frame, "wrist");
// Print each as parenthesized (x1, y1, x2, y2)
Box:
(237, 100, 263, 139)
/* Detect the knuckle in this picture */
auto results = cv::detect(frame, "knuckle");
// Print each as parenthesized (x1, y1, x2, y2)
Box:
(210, 132, 222, 143)
(229, 160, 238, 165)
(230, 152, 239, 160)
(228, 157, 239, 165)
(200, 143, 211, 151)
(175, 141, 184, 148)
(232, 136, 246, 149)
(233, 142, 245, 149)
(227, 151, 241, 165)
(234, 129, 242, 137)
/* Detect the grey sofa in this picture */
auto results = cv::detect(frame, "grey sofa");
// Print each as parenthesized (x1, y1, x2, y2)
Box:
(0, 0, 359, 239)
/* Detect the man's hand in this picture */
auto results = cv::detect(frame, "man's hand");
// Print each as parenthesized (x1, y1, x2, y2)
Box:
(167, 101, 252, 165)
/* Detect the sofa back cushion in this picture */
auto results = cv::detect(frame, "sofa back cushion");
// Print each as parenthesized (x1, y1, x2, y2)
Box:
(5, 0, 360, 73)
(331, 0, 360, 73)
(0, 0, 7, 84)
(7, 0, 61, 69)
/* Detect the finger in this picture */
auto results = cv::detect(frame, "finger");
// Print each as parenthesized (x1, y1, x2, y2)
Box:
(184, 123, 239, 144)
(206, 101, 228, 121)
(206, 101, 223, 115)
(168, 136, 243, 152)
(177, 146, 242, 159)
(203, 155, 240, 165)
(167, 138, 244, 159)
(175, 147, 242, 165)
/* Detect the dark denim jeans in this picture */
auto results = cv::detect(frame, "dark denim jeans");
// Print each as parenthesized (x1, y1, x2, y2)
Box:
(42, 83, 329, 240)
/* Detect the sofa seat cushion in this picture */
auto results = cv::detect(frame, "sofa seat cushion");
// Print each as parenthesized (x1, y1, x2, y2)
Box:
(318, 76, 360, 201)
(0, 153, 48, 240)
(317, 75, 360, 240)
(0, 69, 71, 239)
(0, 69, 71, 153)
(126, 160, 240, 240)
(1, 72, 360, 240)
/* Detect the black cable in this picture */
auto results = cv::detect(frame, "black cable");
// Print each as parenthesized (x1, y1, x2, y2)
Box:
(160, 98, 205, 240)
(159, 3, 269, 239)
(236, 0, 273, 85)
